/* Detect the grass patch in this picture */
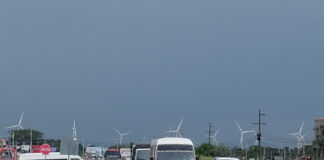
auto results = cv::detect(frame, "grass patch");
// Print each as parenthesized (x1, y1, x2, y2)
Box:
(199, 156, 214, 160)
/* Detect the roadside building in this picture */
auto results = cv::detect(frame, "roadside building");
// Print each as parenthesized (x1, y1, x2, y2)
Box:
(314, 118, 324, 139)
(313, 118, 324, 159)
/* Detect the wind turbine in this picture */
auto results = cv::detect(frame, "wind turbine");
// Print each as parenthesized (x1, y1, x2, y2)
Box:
(166, 118, 183, 137)
(208, 129, 220, 146)
(6, 112, 24, 130)
(235, 121, 254, 149)
(72, 120, 77, 140)
(111, 136, 119, 146)
(114, 128, 130, 145)
(289, 121, 306, 149)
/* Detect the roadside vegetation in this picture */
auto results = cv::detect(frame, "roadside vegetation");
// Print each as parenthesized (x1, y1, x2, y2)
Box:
(195, 143, 231, 159)
(313, 135, 324, 159)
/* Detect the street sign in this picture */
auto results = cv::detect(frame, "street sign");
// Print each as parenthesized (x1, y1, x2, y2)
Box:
(51, 147, 57, 152)
(41, 144, 51, 155)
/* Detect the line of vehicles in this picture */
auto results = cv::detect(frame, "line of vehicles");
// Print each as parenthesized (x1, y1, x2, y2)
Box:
(105, 137, 197, 160)
(8, 137, 238, 160)
(7, 137, 196, 160)
(104, 137, 239, 160)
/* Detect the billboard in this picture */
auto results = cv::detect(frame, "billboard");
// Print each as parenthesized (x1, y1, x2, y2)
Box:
(120, 148, 131, 160)
(60, 137, 80, 155)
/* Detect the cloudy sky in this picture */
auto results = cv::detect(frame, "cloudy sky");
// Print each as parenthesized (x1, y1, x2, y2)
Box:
(1, 0, 323, 147)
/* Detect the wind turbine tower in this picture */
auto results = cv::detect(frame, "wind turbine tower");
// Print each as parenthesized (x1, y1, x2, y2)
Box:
(235, 121, 254, 149)
(72, 120, 77, 140)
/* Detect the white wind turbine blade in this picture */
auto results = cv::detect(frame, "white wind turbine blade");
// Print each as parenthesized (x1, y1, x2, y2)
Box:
(166, 126, 175, 134)
(122, 132, 130, 136)
(299, 121, 304, 134)
(214, 137, 219, 145)
(235, 121, 243, 132)
(19, 112, 24, 126)
(177, 118, 184, 131)
(114, 128, 121, 136)
(6, 125, 19, 129)
(301, 134, 307, 143)
(243, 130, 254, 134)
(213, 130, 219, 145)
(215, 129, 219, 136)
(289, 133, 298, 136)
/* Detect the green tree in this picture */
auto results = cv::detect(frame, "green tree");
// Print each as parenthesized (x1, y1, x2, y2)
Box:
(231, 147, 244, 159)
(196, 143, 217, 157)
(46, 139, 61, 151)
(196, 143, 231, 158)
(8, 129, 44, 145)
(216, 143, 231, 157)
(313, 135, 324, 159)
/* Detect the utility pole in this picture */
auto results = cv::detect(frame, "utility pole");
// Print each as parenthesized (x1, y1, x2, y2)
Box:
(208, 123, 214, 145)
(283, 147, 286, 160)
(289, 148, 291, 160)
(254, 109, 266, 160)
(30, 129, 32, 153)
(12, 131, 15, 148)
(82, 137, 85, 158)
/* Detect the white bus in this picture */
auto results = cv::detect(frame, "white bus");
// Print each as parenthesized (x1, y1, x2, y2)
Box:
(19, 152, 83, 160)
(150, 137, 197, 160)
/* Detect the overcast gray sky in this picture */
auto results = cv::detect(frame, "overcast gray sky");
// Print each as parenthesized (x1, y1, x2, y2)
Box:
(1, 0, 323, 147)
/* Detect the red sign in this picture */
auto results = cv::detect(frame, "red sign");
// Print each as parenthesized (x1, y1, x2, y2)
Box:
(32, 145, 41, 153)
(41, 144, 51, 155)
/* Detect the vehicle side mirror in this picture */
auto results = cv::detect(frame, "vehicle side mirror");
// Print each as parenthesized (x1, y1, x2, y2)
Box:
(150, 157, 154, 160)
(196, 157, 200, 160)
